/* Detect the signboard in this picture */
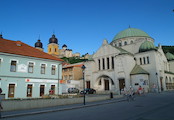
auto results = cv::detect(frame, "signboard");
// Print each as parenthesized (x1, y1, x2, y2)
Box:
(18, 64, 27, 73)
(25, 79, 58, 83)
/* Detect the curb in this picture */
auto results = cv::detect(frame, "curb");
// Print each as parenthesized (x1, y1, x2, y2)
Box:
(1, 98, 126, 119)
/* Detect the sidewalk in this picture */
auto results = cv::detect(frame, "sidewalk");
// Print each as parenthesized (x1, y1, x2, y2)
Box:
(1, 97, 126, 119)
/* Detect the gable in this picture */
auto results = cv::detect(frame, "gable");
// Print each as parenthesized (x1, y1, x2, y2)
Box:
(93, 43, 120, 58)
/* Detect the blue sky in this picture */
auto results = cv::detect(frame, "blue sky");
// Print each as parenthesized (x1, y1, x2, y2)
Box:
(0, 0, 174, 55)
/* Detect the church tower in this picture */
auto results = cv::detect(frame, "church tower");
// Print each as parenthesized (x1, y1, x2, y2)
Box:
(47, 34, 59, 57)
(35, 39, 43, 51)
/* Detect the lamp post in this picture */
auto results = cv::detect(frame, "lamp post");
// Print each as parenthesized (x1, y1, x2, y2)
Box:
(58, 63, 62, 95)
(81, 65, 86, 105)
(155, 72, 160, 93)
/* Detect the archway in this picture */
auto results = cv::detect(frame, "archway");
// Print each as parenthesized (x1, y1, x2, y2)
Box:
(96, 75, 114, 91)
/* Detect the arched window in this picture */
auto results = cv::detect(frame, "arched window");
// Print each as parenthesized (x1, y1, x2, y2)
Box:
(131, 41, 133, 44)
(140, 58, 142, 65)
(55, 48, 57, 52)
(119, 42, 122, 46)
(124, 41, 127, 45)
(147, 56, 150, 64)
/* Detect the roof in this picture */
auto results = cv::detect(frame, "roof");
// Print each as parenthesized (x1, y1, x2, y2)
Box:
(112, 28, 151, 41)
(139, 40, 156, 53)
(63, 63, 83, 68)
(114, 46, 133, 56)
(165, 52, 174, 61)
(164, 71, 174, 75)
(0, 38, 63, 62)
(130, 64, 149, 75)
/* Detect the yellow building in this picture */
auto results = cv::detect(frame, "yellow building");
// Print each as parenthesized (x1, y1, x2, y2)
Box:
(47, 34, 59, 57)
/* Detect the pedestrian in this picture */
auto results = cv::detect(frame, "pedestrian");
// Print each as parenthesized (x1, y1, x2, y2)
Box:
(138, 86, 143, 95)
(152, 84, 157, 93)
(128, 86, 135, 101)
(0, 88, 3, 119)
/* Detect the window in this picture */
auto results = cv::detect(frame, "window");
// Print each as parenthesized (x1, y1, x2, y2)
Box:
(51, 65, 56, 75)
(124, 41, 127, 45)
(55, 48, 57, 52)
(107, 57, 110, 69)
(98, 59, 101, 70)
(49, 48, 51, 52)
(10, 60, 17, 72)
(69, 75, 73, 80)
(111, 57, 114, 69)
(119, 42, 122, 46)
(147, 56, 150, 64)
(143, 57, 146, 64)
(41, 64, 46, 74)
(63, 68, 67, 72)
(27, 84, 32, 97)
(69, 68, 73, 71)
(28, 62, 34, 73)
(0, 58, 2, 66)
(64, 75, 68, 80)
(131, 41, 133, 44)
(140, 58, 142, 65)
(102, 58, 105, 70)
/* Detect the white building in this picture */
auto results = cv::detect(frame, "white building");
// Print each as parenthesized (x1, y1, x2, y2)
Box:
(84, 27, 174, 94)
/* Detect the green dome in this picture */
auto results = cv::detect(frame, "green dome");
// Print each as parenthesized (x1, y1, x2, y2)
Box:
(165, 52, 174, 61)
(113, 28, 151, 41)
(139, 41, 156, 52)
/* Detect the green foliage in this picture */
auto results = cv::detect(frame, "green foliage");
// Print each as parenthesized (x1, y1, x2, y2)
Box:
(162, 46, 174, 54)
(61, 57, 87, 64)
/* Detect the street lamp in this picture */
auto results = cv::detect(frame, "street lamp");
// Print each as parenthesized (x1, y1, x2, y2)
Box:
(81, 65, 86, 105)
(155, 72, 160, 93)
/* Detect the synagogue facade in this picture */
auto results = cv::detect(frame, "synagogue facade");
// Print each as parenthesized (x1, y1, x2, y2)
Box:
(84, 28, 174, 94)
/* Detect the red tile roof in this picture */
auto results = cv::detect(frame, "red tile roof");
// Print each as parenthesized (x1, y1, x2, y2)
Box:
(63, 63, 84, 68)
(0, 38, 63, 62)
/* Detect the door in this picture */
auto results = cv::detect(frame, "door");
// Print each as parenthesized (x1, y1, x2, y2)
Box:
(104, 80, 109, 90)
(86, 81, 90, 88)
(119, 79, 125, 91)
(40, 85, 45, 96)
(51, 85, 55, 94)
(160, 77, 163, 91)
(8, 84, 15, 98)
(27, 84, 33, 97)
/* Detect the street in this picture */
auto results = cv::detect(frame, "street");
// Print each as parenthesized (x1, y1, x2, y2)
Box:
(3, 92, 174, 120)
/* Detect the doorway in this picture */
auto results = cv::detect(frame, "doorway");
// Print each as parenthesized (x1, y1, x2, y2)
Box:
(104, 80, 109, 90)
(86, 81, 90, 88)
(119, 79, 125, 91)
(40, 85, 45, 96)
(8, 84, 15, 98)
(27, 84, 33, 97)
(51, 85, 55, 94)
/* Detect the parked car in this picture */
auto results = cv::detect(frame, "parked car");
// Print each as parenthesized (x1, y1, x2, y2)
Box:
(80, 88, 96, 94)
(68, 88, 79, 93)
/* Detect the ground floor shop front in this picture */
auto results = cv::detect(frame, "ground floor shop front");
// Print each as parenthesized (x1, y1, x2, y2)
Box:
(0, 77, 61, 99)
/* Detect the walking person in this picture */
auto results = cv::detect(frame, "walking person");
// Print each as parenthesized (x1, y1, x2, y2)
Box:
(128, 86, 135, 101)
(138, 85, 143, 95)
(0, 88, 3, 119)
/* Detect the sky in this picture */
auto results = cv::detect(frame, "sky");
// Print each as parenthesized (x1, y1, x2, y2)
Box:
(0, 0, 174, 56)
